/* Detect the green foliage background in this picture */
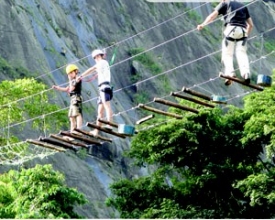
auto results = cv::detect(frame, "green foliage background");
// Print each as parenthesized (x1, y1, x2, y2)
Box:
(106, 73, 275, 218)
(0, 164, 87, 218)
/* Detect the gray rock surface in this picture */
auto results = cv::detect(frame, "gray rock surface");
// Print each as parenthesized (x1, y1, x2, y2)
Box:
(0, 0, 275, 218)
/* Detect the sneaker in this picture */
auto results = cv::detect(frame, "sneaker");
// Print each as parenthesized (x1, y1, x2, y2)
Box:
(63, 136, 75, 141)
(89, 130, 98, 137)
(224, 75, 237, 86)
(104, 125, 113, 130)
(71, 130, 82, 136)
(244, 78, 250, 84)
(225, 79, 232, 86)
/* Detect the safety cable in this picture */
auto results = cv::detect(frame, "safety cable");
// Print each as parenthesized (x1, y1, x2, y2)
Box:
(1, 39, 274, 133)
(0, 2, 208, 100)
(0, 0, 260, 109)
(2, 48, 273, 133)
(0, 85, 260, 150)
(1, 0, 274, 158)
(0, 0, 271, 133)
(34, 2, 210, 81)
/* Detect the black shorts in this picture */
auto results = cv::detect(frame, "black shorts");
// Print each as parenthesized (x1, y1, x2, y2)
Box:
(97, 86, 113, 104)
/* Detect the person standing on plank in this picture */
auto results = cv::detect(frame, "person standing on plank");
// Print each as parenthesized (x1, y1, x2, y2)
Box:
(197, 0, 254, 86)
(52, 64, 83, 133)
(80, 49, 113, 136)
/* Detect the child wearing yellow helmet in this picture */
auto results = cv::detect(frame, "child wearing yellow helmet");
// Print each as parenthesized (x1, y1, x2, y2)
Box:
(52, 64, 83, 133)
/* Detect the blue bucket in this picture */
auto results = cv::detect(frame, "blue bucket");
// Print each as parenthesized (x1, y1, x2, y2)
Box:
(257, 75, 272, 87)
(118, 124, 135, 136)
(212, 95, 227, 102)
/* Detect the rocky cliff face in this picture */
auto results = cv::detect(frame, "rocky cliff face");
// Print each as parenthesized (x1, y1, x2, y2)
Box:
(1, 0, 275, 218)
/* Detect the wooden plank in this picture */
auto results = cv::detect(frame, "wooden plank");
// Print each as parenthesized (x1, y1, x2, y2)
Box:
(39, 136, 77, 150)
(136, 114, 154, 125)
(171, 92, 215, 108)
(74, 128, 112, 143)
(98, 118, 138, 135)
(26, 139, 66, 152)
(86, 122, 127, 138)
(138, 104, 183, 119)
(50, 134, 88, 148)
(182, 87, 212, 101)
(211, 100, 227, 105)
(219, 73, 264, 91)
(59, 131, 102, 145)
(154, 97, 199, 114)
(97, 118, 118, 128)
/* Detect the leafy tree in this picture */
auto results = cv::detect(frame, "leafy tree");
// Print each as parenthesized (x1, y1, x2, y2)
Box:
(232, 73, 275, 218)
(0, 164, 88, 218)
(107, 73, 275, 218)
(0, 57, 87, 219)
(0, 78, 67, 136)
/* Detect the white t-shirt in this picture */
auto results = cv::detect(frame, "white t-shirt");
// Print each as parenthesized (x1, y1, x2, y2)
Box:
(96, 59, 111, 86)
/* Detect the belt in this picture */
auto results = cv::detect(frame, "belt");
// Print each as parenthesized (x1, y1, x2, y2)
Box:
(70, 93, 81, 97)
(226, 23, 246, 28)
(98, 81, 110, 87)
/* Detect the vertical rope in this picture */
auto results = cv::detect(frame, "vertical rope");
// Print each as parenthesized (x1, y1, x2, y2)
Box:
(42, 115, 47, 137)
(7, 104, 11, 145)
(259, 33, 264, 71)
(40, 91, 47, 137)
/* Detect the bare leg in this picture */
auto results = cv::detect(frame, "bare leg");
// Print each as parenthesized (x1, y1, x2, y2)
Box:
(90, 104, 104, 136)
(76, 114, 83, 129)
(103, 101, 113, 122)
(70, 117, 76, 132)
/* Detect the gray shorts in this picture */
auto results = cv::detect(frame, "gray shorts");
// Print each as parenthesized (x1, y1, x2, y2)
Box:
(68, 95, 82, 117)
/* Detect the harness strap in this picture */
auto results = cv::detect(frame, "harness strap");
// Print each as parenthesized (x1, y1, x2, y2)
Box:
(225, 37, 247, 47)
(226, 26, 237, 38)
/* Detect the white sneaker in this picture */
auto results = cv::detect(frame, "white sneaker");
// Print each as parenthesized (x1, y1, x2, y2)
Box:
(104, 125, 113, 130)
(89, 130, 98, 137)
(242, 73, 250, 80)
(71, 130, 82, 135)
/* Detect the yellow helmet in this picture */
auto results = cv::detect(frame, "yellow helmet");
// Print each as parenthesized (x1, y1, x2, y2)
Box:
(66, 64, 78, 74)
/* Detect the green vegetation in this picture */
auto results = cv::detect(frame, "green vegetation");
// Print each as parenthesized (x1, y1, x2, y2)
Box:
(133, 90, 150, 105)
(128, 48, 162, 75)
(0, 164, 87, 218)
(0, 78, 67, 135)
(0, 56, 35, 79)
(173, 3, 185, 9)
(106, 73, 275, 218)
(0, 76, 67, 162)
(0, 63, 87, 218)
(264, 39, 275, 53)
(211, 2, 219, 8)
(186, 9, 201, 23)
(159, 75, 172, 94)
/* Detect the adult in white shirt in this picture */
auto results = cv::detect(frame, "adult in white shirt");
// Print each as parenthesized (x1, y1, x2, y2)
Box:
(81, 49, 113, 136)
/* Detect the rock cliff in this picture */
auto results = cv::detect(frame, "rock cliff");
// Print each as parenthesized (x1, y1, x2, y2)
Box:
(1, 0, 275, 218)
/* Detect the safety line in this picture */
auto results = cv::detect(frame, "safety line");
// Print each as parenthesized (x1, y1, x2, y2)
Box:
(0, 1, 271, 132)
(0, 0, 260, 109)
(2, 35, 274, 132)
(2, 47, 273, 133)
(0, 85, 259, 150)
(1, 0, 274, 158)
(0, 6, 209, 108)
(35, 2, 210, 80)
